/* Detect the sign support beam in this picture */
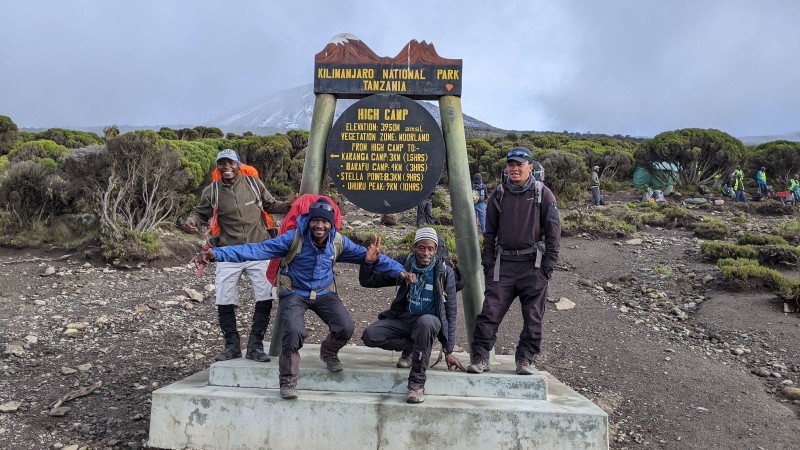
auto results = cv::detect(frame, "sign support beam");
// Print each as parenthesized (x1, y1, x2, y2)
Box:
(299, 93, 338, 195)
(439, 95, 484, 349)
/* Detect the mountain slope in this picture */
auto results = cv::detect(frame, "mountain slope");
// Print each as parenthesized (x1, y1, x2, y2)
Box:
(209, 83, 494, 132)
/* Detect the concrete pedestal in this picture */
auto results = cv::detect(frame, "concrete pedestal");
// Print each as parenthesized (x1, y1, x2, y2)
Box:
(149, 344, 608, 449)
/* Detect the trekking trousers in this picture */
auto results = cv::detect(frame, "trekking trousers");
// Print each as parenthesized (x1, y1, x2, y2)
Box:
(471, 259, 549, 362)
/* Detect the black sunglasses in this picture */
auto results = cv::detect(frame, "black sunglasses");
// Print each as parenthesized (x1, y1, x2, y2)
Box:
(507, 150, 531, 159)
(310, 202, 334, 212)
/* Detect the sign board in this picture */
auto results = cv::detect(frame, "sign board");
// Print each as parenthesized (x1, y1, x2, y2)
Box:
(326, 94, 445, 213)
(315, 33, 462, 100)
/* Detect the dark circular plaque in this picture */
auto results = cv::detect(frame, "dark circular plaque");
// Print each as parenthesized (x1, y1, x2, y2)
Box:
(326, 94, 445, 214)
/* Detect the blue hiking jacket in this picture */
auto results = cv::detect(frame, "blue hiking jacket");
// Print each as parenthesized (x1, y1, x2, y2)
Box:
(212, 214, 404, 298)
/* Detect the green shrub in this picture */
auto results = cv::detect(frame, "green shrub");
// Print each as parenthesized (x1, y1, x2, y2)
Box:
(339, 228, 387, 249)
(737, 232, 788, 246)
(165, 139, 218, 189)
(33, 128, 103, 148)
(0, 115, 19, 155)
(693, 217, 730, 239)
(700, 241, 757, 261)
(7, 139, 71, 165)
(0, 160, 70, 228)
(717, 257, 799, 298)
(561, 211, 636, 237)
(772, 218, 800, 244)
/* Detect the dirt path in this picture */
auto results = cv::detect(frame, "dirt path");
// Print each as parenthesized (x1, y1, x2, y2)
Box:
(0, 226, 798, 449)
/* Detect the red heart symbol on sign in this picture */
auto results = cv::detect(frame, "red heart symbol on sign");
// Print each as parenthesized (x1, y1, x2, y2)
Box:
(445, 83, 454, 91)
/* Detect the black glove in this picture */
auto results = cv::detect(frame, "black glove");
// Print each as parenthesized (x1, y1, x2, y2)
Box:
(542, 267, 553, 280)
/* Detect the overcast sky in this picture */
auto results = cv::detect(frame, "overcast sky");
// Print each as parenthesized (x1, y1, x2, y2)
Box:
(1, 0, 798, 137)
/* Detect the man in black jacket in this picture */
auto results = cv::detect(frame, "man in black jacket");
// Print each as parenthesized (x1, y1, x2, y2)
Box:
(360, 228, 465, 404)
(467, 147, 561, 376)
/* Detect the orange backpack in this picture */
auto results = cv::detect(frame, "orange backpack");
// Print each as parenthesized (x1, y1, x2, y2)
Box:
(206, 163, 275, 238)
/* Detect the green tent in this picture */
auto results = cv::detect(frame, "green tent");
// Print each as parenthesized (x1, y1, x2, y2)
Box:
(633, 162, 681, 189)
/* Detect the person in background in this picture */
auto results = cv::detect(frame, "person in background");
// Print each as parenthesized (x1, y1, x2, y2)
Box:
(756, 167, 768, 197)
(590, 165, 603, 206)
(733, 172, 747, 203)
(416, 192, 435, 227)
(472, 173, 488, 233)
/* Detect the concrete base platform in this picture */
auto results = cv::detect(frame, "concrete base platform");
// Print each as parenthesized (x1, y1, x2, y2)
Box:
(209, 344, 548, 400)
(149, 345, 608, 449)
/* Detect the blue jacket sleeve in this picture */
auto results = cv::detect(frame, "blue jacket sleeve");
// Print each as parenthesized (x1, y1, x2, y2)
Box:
(212, 230, 294, 262)
(359, 255, 405, 288)
(337, 235, 405, 278)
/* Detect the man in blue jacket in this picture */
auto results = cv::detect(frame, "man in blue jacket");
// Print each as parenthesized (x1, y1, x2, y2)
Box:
(195, 198, 414, 399)
(359, 228, 466, 404)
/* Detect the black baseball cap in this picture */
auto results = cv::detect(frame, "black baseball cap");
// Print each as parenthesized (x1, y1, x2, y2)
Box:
(506, 147, 533, 163)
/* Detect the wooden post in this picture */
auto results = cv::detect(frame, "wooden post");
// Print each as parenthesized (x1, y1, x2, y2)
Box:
(439, 95, 484, 351)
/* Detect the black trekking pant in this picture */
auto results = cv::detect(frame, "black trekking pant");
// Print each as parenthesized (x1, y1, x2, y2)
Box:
(416, 199, 434, 227)
(471, 259, 549, 362)
(362, 312, 441, 389)
(279, 292, 354, 354)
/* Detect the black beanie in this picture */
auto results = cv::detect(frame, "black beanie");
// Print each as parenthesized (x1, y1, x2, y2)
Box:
(309, 198, 336, 228)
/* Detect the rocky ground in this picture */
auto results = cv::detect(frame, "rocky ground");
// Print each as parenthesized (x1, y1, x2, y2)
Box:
(0, 198, 799, 449)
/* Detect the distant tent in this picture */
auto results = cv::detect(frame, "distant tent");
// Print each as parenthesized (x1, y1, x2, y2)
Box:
(633, 162, 681, 189)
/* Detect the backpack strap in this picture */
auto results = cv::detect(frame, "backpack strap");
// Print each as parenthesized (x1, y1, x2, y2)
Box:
(491, 180, 547, 281)
(243, 175, 276, 228)
(277, 231, 343, 299)
(206, 181, 221, 241)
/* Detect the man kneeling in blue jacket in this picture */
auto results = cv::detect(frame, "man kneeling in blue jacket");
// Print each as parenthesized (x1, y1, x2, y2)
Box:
(195, 198, 414, 399)
(359, 227, 465, 404)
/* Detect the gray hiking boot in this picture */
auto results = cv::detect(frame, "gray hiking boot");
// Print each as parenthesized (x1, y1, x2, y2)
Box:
(246, 348, 271, 362)
(406, 388, 425, 404)
(321, 354, 344, 372)
(280, 385, 298, 400)
(214, 347, 242, 361)
(466, 358, 490, 374)
(396, 350, 413, 369)
(515, 358, 535, 375)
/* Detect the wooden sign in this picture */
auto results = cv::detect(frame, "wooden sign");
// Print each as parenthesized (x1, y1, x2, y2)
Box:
(326, 94, 445, 213)
(315, 33, 462, 100)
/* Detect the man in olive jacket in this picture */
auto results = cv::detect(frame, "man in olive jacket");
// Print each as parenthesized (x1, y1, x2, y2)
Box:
(360, 228, 465, 404)
(184, 149, 291, 363)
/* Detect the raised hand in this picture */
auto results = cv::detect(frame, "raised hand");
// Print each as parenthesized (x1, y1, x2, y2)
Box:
(365, 235, 382, 263)
(193, 248, 215, 270)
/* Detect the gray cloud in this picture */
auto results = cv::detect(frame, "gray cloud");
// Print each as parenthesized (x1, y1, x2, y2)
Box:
(0, 0, 797, 137)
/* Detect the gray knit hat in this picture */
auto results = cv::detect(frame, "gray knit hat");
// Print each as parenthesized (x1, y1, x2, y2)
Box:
(413, 227, 438, 245)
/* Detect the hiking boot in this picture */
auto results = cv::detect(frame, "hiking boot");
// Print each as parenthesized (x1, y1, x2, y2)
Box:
(215, 347, 242, 361)
(406, 388, 425, 404)
(279, 351, 300, 399)
(396, 350, 413, 369)
(280, 385, 298, 400)
(245, 300, 272, 362)
(216, 305, 242, 361)
(245, 348, 271, 362)
(466, 358, 490, 374)
(320, 354, 344, 372)
(515, 358, 535, 375)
